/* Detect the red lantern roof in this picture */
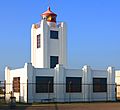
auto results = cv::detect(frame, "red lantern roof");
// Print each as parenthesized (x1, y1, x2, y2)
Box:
(41, 7, 57, 23)
(41, 7, 57, 16)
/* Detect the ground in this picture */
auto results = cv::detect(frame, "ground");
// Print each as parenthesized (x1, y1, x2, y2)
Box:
(1, 102, 120, 110)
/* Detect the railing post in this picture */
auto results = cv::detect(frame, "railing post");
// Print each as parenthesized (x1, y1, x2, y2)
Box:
(69, 81, 72, 103)
(48, 81, 51, 102)
(115, 84, 117, 101)
(4, 80, 6, 101)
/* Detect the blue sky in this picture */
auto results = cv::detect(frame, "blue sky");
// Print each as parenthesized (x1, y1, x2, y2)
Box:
(0, 0, 120, 80)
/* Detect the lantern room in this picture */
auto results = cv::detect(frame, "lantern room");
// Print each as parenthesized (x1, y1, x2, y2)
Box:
(41, 7, 57, 23)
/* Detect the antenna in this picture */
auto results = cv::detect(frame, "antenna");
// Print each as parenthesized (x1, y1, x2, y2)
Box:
(48, 0, 50, 7)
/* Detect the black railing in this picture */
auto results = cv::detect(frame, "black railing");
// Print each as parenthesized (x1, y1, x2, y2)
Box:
(2, 82, 120, 103)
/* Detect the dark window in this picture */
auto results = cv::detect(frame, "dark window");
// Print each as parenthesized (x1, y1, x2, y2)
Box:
(36, 76, 54, 93)
(13, 77, 20, 92)
(50, 56, 59, 68)
(93, 78, 107, 92)
(50, 30, 58, 39)
(66, 77, 82, 93)
(37, 34, 40, 48)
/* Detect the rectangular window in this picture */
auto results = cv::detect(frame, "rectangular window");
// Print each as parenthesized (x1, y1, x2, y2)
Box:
(36, 76, 54, 93)
(50, 30, 58, 39)
(66, 77, 82, 93)
(13, 77, 20, 93)
(93, 78, 107, 92)
(37, 34, 40, 48)
(50, 56, 59, 68)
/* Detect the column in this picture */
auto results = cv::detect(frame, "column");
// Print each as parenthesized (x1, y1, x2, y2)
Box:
(107, 67, 115, 101)
(82, 65, 92, 101)
(54, 64, 65, 102)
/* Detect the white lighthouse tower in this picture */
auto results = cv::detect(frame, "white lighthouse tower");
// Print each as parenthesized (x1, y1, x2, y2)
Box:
(31, 7, 67, 68)
(5, 6, 116, 103)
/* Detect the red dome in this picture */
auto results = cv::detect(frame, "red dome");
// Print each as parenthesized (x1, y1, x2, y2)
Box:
(41, 7, 57, 16)
(41, 7, 57, 23)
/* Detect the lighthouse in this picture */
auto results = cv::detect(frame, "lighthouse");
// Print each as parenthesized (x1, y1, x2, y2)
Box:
(31, 7, 67, 68)
(5, 5, 116, 103)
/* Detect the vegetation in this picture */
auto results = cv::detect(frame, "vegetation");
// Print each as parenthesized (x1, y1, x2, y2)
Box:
(0, 88, 4, 94)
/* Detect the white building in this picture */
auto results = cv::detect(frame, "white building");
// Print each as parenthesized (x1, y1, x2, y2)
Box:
(115, 71, 120, 100)
(5, 7, 116, 103)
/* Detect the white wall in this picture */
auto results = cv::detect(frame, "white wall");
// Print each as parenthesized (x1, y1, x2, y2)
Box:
(27, 64, 115, 103)
(31, 68, 55, 102)
(5, 63, 115, 103)
(5, 63, 28, 102)
(31, 20, 67, 68)
(115, 70, 120, 99)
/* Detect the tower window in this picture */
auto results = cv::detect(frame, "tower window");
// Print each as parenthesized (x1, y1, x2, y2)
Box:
(36, 76, 54, 93)
(50, 56, 59, 68)
(37, 34, 40, 48)
(66, 77, 82, 93)
(50, 31, 58, 39)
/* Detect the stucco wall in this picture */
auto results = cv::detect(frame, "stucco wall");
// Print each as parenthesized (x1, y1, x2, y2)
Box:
(27, 64, 115, 103)
(115, 70, 120, 99)
(31, 20, 67, 68)
(5, 63, 115, 103)
(5, 63, 28, 102)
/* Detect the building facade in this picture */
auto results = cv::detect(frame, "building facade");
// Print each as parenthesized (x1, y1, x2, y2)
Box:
(115, 71, 120, 100)
(31, 7, 67, 68)
(5, 7, 116, 103)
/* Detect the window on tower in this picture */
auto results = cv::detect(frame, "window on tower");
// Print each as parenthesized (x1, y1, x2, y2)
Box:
(37, 34, 40, 48)
(50, 30, 58, 39)
(50, 56, 59, 68)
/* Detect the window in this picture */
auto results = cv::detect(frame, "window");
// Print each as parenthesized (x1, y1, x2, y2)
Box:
(37, 34, 40, 48)
(93, 78, 107, 92)
(36, 76, 54, 93)
(13, 77, 20, 92)
(66, 77, 82, 93)
(50, 56, 59, 68)
(50, 30, 58, 39)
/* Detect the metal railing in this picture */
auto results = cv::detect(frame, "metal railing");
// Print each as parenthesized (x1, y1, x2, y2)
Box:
(3, 83, 119, 102)
(1, 82, 120, 103)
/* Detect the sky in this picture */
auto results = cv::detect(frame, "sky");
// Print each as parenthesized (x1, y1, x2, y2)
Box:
(0, 0, 120, 80)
